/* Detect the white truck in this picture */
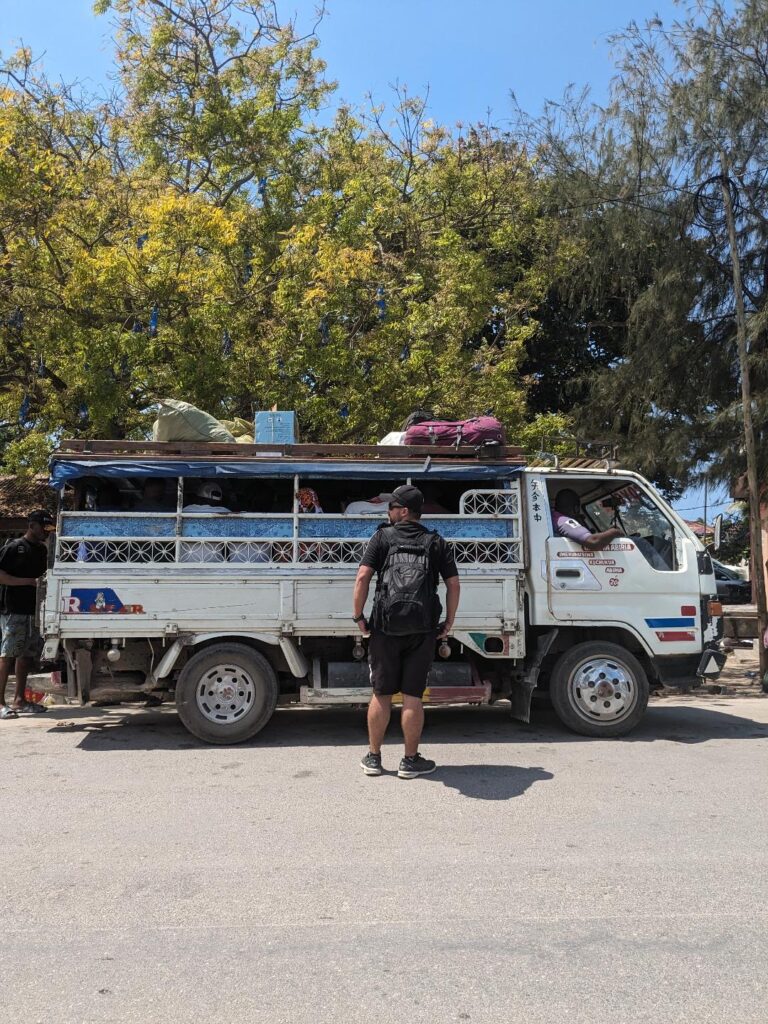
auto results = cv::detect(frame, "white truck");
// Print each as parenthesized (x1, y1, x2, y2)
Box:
(40, 439, 725, 743)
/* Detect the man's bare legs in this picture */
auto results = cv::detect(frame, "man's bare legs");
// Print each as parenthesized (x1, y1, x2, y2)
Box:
(369, 693, 425, 757)
(367, 693, 392, 754)
(401, 694, 425, 757)
(10, 656, 32, 708)
(0, 656, 12, 708)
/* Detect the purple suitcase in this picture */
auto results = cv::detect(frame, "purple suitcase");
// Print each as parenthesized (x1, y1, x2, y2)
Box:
(404, 416, 506, 447)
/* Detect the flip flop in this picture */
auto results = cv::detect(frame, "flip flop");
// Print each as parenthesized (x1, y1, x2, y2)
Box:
(0, 704, 19, 719)
(13, 701, 47, 715)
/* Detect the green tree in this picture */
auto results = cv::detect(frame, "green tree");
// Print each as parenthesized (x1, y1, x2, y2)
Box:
(1, 1, 573, 455)
(256, 104, 574, 440)
(0, 0, 332, 454)
(517, 2, 768, 662)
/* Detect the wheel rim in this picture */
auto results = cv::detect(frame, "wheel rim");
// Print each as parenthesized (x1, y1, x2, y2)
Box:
(565, 656, 639, 725)
(195, 663, 256, 724)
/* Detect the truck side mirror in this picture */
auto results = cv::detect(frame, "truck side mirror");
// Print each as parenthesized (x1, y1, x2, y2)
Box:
(712, 513, 723, 552)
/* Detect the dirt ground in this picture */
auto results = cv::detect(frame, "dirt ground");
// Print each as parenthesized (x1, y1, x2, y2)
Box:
(654, 642, 767, 699)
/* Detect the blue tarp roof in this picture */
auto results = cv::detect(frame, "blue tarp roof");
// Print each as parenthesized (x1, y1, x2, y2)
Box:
(49, 458, 522, 488)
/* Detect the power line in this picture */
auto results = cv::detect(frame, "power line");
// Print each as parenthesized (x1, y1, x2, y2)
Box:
(674, 502, 733, 513)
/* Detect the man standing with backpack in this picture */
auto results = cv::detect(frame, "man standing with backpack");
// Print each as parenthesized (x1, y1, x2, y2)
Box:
(353, 484, 460, 778)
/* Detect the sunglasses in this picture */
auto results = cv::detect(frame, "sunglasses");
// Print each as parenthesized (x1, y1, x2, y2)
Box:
(388, 502, 405, 510)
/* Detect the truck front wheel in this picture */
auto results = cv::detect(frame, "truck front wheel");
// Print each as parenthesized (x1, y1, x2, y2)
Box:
(549, 641, 649, 737)
(175, 643, 278, 744)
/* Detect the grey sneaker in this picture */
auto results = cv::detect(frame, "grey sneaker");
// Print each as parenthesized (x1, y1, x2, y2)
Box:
(398, 753, 436, 779)
(360, 751, 383, 776)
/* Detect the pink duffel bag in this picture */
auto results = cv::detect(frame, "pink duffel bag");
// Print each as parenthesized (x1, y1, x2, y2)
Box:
(404, 416, 506, 447)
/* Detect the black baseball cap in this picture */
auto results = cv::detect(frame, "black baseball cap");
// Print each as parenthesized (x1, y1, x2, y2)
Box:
(29, 509, 55, 528)
(390, 484, 424, 515)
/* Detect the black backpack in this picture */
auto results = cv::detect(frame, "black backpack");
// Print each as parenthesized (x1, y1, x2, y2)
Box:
(374, 527, 441, 635)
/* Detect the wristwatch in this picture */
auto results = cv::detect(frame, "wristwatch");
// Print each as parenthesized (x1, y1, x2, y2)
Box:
(352, 614, 365, 623)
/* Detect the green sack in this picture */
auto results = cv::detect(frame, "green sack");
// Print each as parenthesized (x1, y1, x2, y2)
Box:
(152, 400, 236, 443)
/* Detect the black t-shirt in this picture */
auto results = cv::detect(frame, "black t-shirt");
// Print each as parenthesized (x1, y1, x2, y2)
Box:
(0, 537, 48, 615)
(360, 521, 459, 582)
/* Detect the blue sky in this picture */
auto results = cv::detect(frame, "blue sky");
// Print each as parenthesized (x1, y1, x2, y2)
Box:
(2, 0, 696, 120)
(0, 0, 733, 517)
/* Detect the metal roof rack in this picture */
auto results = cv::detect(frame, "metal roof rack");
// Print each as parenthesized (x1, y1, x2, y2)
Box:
(527, 436, 621, 472)
(53, 438, 527, 465)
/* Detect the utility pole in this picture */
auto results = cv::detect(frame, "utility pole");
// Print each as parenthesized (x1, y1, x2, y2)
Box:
(720, 156, 768, 673)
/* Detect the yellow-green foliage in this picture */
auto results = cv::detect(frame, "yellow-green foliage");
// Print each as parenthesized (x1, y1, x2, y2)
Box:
(0, 2, 575, 464)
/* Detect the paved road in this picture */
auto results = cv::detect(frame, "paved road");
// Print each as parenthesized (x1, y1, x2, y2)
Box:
(1, 696, 767, 1024)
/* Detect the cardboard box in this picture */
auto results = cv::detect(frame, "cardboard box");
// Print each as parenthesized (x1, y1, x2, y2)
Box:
(254, 410, 297, 444)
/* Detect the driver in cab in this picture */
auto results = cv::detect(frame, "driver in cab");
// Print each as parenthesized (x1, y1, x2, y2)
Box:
(551, 488, 622, 551)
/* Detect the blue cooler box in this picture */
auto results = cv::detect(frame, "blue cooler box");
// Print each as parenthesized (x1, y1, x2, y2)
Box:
(255, 410, 297, 444)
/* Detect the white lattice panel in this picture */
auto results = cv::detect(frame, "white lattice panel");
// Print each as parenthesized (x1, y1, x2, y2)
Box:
(459, 488, 521, 520)
(449, 540, 522, 565)
(298, 540, 367, 564)
(58, 539, 177, 564)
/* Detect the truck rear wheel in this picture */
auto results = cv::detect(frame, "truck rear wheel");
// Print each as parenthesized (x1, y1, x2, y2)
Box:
(549, 641, 648, 738)
(175, 643, 278, 744)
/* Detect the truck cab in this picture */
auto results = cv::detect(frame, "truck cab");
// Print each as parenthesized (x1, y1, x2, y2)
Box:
(521, 467, 723, 734)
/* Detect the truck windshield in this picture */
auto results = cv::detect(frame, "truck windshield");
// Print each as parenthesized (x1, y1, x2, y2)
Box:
(583, 482, 677, 571)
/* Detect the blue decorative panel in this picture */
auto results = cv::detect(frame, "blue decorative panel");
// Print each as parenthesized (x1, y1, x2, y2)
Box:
(422, 518, 508, 538)
(298, 516, 508, 539)
(182, 516, 292, 538)
(299, 517, 382, 538)
(60, 515, 174, 538)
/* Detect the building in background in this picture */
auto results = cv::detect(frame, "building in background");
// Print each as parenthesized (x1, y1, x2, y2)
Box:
(0, 476, 56, 544)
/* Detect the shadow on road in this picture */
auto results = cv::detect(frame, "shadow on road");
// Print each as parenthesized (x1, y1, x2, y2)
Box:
(39, 699, 768, 753)
(423, 764, 553, 800)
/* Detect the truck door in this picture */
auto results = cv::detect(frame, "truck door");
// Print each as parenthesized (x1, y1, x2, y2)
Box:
(544, 479, 704, 656)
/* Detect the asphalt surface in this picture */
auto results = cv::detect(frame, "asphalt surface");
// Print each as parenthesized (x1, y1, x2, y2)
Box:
(1, 696, 767, 1024)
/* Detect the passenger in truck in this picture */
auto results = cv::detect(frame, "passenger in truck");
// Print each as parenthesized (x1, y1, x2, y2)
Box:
(134, 478, 174, 512)
(182, 483, 232, 514)
(181, 483, 231, 562)
(343, 492, 394, 514)
(297, 487, 323, 513)
(551, 489, 622, 552)
(79, 478, 123, 512)
(420, 485, 450, 514)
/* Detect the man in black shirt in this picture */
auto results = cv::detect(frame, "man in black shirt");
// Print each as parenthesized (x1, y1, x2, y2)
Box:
(0, 510, 55, 718)
(352, 484, 460, 778)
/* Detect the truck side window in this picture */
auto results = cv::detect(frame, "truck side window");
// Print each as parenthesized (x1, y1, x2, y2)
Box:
(584, 484, 676, 572)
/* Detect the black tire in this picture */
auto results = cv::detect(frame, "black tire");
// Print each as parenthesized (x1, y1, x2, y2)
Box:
(175, 643, 278, 744)
(549, 641, 649, 738)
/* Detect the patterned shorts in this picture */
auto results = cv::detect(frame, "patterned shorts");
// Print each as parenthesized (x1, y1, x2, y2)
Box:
(0, 613, 42, 659)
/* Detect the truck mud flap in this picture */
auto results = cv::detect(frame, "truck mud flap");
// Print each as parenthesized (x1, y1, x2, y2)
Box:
(697, 648, 727, 679)
(511, 629, 559, 723)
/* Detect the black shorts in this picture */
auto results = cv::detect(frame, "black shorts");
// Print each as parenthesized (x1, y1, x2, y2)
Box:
(368, 630, 437, 699)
